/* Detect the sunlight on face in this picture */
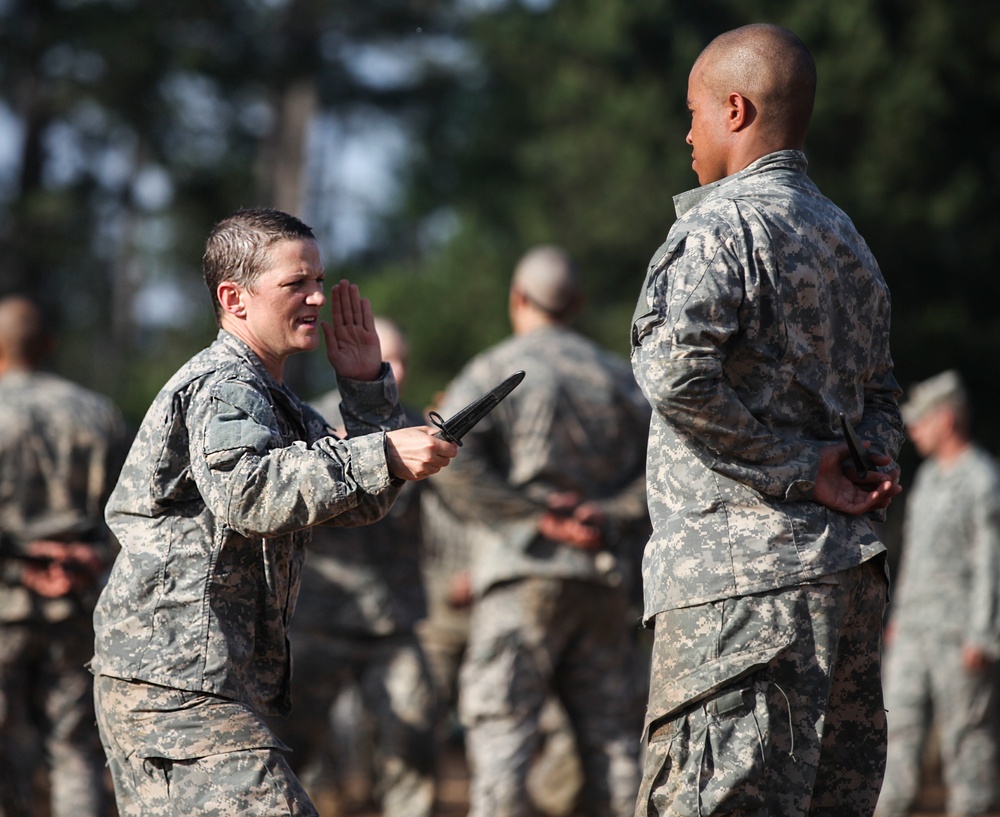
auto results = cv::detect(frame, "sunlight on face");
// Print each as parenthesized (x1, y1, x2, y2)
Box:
(237, 238, 326, 376)
(686, 62, 731, 186)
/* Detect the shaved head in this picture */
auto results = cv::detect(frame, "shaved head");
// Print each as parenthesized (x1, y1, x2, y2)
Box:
(511, 245, 582, 320)
(694, 24, 816, 149)
(0, 296, 52, 370)
(373, 316, 410, 391)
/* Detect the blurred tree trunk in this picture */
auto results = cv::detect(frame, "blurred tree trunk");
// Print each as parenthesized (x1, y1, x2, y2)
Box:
(260, 80, 318, 216)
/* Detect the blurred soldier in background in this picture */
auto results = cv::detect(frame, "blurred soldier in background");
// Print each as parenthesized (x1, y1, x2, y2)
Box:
(419, 477, 587, 817)
(415, 481, 474, 752)
(0, 295, 128, 817)
(271, 317, 438, 817)
(433, 245, 651, 817)
(876, 370, 1000, 817)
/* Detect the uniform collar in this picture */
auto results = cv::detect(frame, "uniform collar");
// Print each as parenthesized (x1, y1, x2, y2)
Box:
(673, 149, 809, 218)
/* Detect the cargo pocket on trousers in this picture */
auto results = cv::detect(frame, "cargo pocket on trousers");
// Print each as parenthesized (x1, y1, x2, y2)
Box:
(637, 676, 772, 817)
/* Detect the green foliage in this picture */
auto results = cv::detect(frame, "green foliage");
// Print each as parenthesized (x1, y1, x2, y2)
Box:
(4, 0, 1000, 455)
(389, 0, 1000, 451)
(0, 0, 464, 419)
(357, 218, 515, 412)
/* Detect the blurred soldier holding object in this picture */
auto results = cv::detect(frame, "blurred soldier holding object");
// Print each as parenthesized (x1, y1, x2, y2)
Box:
(0, 295, 128, 817)
(876, 370, 1000, 817)
(434, 245, 651, 817)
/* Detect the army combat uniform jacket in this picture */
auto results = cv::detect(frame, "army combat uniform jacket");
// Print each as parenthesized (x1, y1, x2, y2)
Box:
(92, 330, 406, 717)
(631, 150, 905, 623)
(432, 325, 652, 597)
(0, 370, 128, 622)
(892, 444, 1000, 656)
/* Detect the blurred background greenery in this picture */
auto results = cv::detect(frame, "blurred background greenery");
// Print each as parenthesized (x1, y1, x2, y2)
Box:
(2, 0, 999, 557)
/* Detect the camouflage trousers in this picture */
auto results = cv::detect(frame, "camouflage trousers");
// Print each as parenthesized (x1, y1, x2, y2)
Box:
(637, 557, 888, 817)
(269, 631, 436, 817)
(460, 577, 645, 817)
(93, 674, 317, 817)
(0, 615, 107, 817)
(416, 576, 471, 731)
(876, 627, 998, 817)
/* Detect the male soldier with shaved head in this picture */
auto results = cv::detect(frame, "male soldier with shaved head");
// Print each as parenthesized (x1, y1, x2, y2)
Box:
(433, 246, 652, 817)
(630, 25, 904, 816)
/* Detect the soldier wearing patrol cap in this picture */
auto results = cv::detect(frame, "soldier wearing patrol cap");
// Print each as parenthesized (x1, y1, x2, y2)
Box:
(876, 370, 1000, 817)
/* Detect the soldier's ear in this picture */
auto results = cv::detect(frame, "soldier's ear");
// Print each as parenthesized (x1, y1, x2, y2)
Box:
(217, 282, 247, 318)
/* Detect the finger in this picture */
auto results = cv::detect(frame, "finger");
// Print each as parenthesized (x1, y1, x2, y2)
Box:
(341, 280, 360, 326)
(328, 281, 346, 328)
(359, 294, 374, 333)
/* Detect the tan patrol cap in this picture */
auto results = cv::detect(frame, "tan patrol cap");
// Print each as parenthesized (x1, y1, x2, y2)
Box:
(900, 369, 967, 425)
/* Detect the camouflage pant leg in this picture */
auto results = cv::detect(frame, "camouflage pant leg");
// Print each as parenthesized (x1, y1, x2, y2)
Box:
(551, 583, 643, 817)
(107, 745, 314, 817)
(94, 675, 316, 817)
(414, 589, 469, 732)
(273, 632, 437, 817)
(461, 578, 642, 817)
(0, 617, 107, 817)
(637, 558, 888, 817)
(877, 629, 998, 817)
(356, 635, 437, 817)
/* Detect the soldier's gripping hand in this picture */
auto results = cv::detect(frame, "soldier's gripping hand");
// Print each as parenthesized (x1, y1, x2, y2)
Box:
(812, 443, 901, 515)
(385, 426, 458, 480)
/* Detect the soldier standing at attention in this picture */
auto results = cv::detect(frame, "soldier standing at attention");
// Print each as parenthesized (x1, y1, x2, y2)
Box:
(89, 208, 457, 817)
(0, 295, 128, 817)
(434, 245, 652, 817)
(629, 24, 904, 817)
(876, 370, 1000, 817)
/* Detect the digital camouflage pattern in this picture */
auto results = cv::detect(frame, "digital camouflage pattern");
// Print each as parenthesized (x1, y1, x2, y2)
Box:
(0, 371, 128, 623)
(460, 577, 645, 817)
(0, 369, 128, 817)
(291, 391, 428, 638)
(272, 631, 436, 817)
(433, 325, 652, 598)
(92, 330, 405, 719)
(876, 444, 1000, 817)
(270, 390, 437, 817)
(433, 324, 651, 817)
(630, 150, 904, 619)
(639, 559, 888, 817)
(94, 674, 316, 817)
(630, 150, 903, 816)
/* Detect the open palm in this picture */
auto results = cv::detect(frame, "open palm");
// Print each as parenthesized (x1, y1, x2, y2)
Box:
(322, 279, 382, 381)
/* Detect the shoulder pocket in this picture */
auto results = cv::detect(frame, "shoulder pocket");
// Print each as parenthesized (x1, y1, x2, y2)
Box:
(204, 382, 274, 470)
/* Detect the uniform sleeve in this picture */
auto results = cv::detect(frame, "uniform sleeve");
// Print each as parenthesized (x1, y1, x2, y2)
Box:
(589, 377, 651, 529)
(968, 466, 1000, 657)
(336, 363, 409, 437)
(189, 378, 399, 537)
(632, 226, 818, 501)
